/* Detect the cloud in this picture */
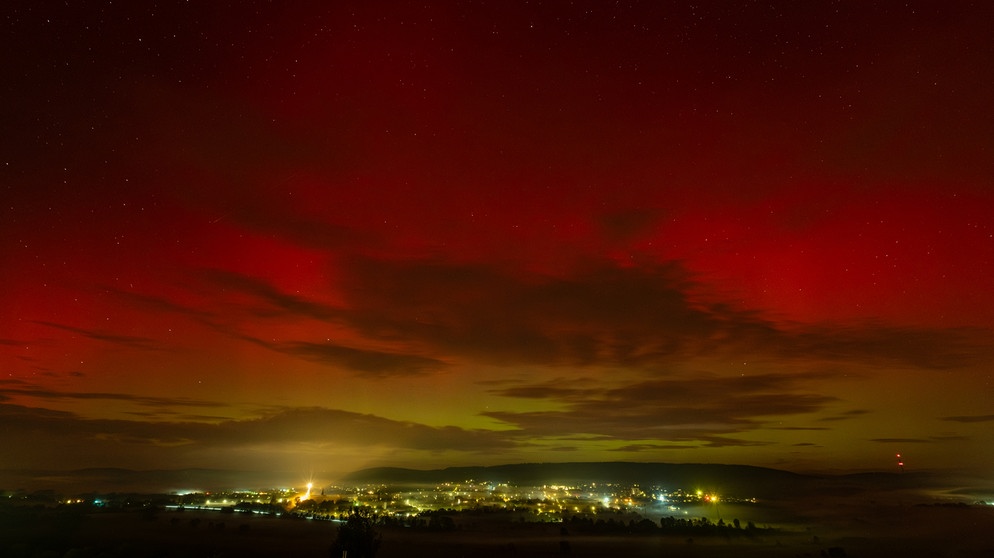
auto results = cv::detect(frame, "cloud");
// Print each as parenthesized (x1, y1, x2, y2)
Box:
(0, 402, 80, 423)
(3, 388, 225, 408)
(698, 436, 775, 448)
(137, 259, 992, 378)
(104, 287, 214, 322)
(337, 258, 715, 367)
(818, 409, 872, 422)
(198, 269, 342, 322)
(30, 321, 163, 351)
(332, 257, 993, 371)
(599, 208, 663, 244)
(611, 443, 698, 452)
(870, 435, 970, 444)
(237, 334, 447, 377)
(772, 426, 830, 431)
(483, 372, 836, 445)
(126, 410, 233, 422)
(106, 275, 445, 376)
(0, 402, 517, 470)
(0, 384, 226, 409)
(210, 407, 515, 452)
(942, 414, 994, 423)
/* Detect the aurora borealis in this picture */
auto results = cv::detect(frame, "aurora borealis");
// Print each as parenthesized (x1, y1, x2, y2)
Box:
(2, 1, 993, 485)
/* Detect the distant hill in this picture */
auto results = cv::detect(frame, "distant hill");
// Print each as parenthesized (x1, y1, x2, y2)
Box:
(342, 462, 817, 498)
(0, 468, 306, 493)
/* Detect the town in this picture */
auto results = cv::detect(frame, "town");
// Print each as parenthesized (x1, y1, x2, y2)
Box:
(41, 479, 759, 527)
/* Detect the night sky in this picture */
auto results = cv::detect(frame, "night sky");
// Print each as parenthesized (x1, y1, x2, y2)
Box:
(3, 1, 993, 483)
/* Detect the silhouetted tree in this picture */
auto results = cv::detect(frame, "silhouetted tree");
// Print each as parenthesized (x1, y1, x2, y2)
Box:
(331, 507, 381, 558)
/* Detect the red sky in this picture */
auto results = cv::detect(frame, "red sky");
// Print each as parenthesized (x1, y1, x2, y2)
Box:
(2, 1, 993, 487)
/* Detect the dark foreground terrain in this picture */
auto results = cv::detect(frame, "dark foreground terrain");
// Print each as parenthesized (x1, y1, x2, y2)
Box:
(2, 500, 994, 558)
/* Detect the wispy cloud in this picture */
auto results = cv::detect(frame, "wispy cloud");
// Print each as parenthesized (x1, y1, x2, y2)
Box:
(237, 334, 447, 377)
(198, 269, 343, 322)
(483, 373, 836, 446)
(611, 443, 699, 452)
(0, 381, 226, 409)
(104, 287, 214, 322)
(942, 414, 994, 423)
(818, 409, 872, 422)
(30, 321, 164, 351)
(772, 426, 830, 431)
